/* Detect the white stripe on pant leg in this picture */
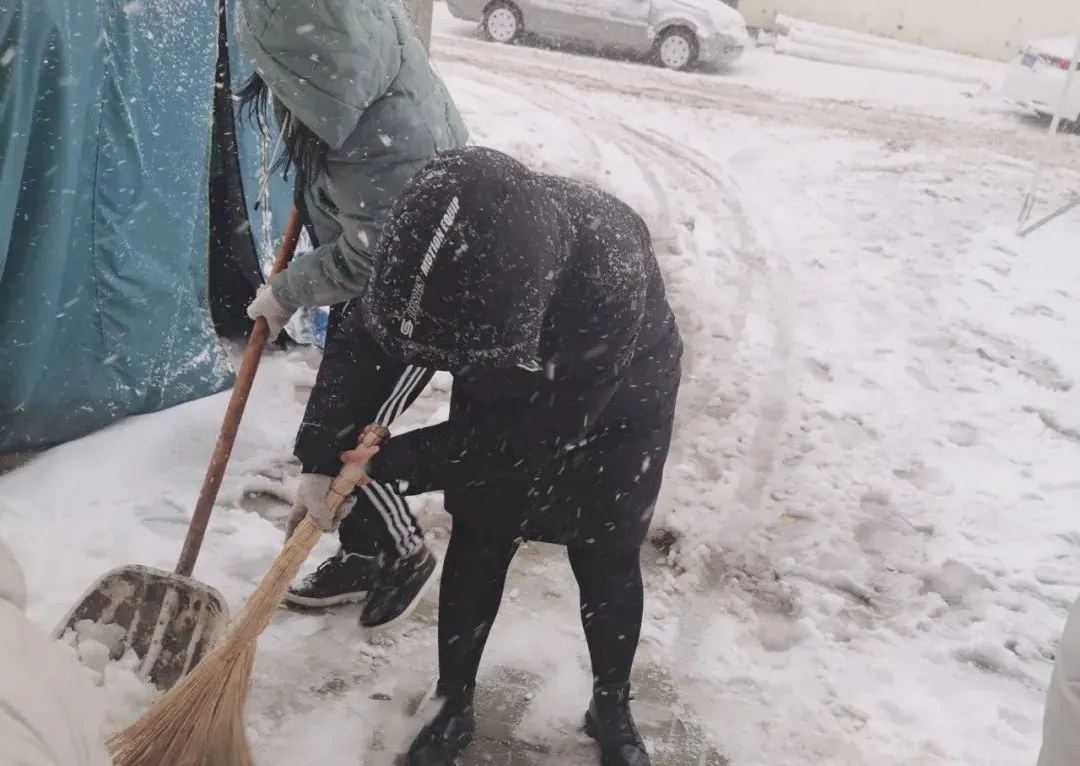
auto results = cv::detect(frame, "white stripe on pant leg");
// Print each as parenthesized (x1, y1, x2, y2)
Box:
(381, 366, 425, 425)
(358, 366, 427, 559)
(372, 365, 417, 426)
(379, 365, 427, 426)
(359, 482, 408, 555)
(383, 367, 432, 425)
(375, 365, 424, 426)
(368, 481, 422, 557)
(368, 481, 423, 558)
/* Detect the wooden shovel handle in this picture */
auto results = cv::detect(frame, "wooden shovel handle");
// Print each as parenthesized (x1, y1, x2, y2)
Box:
(175, 207, 304, 578)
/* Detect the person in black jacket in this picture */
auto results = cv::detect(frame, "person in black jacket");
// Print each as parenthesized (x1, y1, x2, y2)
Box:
(298, 146, 683, 766)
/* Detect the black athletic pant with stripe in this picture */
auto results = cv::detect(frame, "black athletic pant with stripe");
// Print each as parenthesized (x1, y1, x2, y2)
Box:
(295, 193, 430, 560)
(322, 298, 432, 559)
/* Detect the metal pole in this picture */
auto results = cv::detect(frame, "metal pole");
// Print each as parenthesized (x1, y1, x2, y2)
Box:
(1017, 195, 1080, 238)
(1017, 34, 1080, 236)
(403, 0, 434, 53)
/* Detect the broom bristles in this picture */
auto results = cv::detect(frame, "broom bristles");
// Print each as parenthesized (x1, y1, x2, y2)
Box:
(108, 643, 256, 766)
(108, 518, 324, 766)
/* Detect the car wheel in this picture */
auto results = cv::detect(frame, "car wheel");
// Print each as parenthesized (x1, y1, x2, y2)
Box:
(482, 1, 524, 44)
(655, 27, 699, 71)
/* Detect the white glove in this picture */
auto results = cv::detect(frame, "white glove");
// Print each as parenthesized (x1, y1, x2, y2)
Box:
(287, 474, 357, 538)
(247, 283, 295, 342)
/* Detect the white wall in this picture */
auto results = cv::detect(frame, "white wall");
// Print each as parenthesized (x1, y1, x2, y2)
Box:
(740, 0, 1080, 62)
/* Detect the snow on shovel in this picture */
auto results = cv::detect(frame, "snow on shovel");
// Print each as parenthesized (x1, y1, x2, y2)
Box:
(51, 208, 304, 692)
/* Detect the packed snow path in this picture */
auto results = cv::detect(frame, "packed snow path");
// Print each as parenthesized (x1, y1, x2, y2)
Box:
(3, 25, 1080, 766)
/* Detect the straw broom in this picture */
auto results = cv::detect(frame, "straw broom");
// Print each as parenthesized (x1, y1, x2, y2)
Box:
(107, 425, 389, 766)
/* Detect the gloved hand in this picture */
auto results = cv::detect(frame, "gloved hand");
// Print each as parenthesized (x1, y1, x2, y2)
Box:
(247, 283, 295, 342)
(286, 473, 357, 538)
(340, 423, 386, 469)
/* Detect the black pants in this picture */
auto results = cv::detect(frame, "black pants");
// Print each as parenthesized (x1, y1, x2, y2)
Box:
(438, 518, 645, 688)
(319, 299, 433, 559)
(298, 194, 431, 560)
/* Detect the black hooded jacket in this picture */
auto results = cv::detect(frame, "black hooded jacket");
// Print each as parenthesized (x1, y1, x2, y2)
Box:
(296, 147, 682, 547)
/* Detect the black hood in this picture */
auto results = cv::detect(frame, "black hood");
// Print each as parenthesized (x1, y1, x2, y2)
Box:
(363, 146, 567, 371)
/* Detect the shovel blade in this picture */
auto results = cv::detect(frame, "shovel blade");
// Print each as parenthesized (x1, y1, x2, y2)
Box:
(52, 564, 230, 692)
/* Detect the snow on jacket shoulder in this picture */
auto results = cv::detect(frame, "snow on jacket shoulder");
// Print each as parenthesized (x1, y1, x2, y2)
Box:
(235, 0, 468, 312)
(1039, 593, 1080, 766)
(0, 537, 112, 766)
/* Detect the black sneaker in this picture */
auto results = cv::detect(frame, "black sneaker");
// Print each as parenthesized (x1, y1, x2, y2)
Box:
(283, 549, 382, 609)
(406, 680, 476, 766)
(583, 682, 651, 766)
(358, 545, 437, 629)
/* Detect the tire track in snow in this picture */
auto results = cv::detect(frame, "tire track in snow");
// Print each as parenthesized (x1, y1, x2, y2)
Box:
(451, 67, 800, 718)
(618, 125, 796, 530)
(607, 124, 801, 696)
(540, 92, 810, 765)
(433, 32, 1080, 171)
(496, 71, 796, 565)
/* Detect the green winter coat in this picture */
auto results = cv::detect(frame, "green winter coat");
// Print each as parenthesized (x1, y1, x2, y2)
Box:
(235, 0, 469, 312)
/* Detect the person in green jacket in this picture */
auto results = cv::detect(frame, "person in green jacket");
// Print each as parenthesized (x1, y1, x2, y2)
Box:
(234, 0, 468, 627)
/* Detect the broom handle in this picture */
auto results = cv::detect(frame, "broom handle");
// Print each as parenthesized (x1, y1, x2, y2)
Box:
(219, 426, 390, 649)
(175, 207, 304, 578)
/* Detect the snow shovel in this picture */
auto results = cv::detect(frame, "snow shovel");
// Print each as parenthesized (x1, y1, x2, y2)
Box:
(52, 208, 304, 693)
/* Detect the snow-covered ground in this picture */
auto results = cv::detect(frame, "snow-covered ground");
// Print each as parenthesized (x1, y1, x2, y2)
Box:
(3, 9, 1080, 766)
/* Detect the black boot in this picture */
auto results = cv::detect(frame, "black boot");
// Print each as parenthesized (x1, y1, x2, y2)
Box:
(583, 682, 650, 766)
(406, 680, 476, 766)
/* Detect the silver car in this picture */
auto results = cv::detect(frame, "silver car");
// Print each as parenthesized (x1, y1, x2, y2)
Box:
(446, 0, 749, 71)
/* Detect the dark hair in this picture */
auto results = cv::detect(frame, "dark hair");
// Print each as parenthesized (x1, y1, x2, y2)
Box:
(235, 72, 329, 185)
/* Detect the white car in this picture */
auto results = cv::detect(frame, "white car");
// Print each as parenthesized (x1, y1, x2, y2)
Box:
(1001, 36, 1080, 123)
(446, 0, 749, 71)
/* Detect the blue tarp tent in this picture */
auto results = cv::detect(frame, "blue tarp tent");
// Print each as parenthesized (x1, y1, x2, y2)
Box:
(0, 0, 293, 454)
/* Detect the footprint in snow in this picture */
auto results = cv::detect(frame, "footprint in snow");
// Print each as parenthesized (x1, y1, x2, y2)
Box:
(921, 559, 991, 607)
(1024, 406, 1080, 445)
(805, 357, 832, 383)
(953, 643, 1030, 684)
(960, 323, 1072, 392)
(133, 500, 191, 539)
(238, 479, 295, 532)
(1012, 303, 1057, 320)
(905, 363, 939, 392)
(1059, 529, 1080, 548)
(756, 611, 808, 652)
(893, 460, 954, 496)
(854, 515, 921, 557)
(912, 333, 959, 353)
(946, 421, 978, 447)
